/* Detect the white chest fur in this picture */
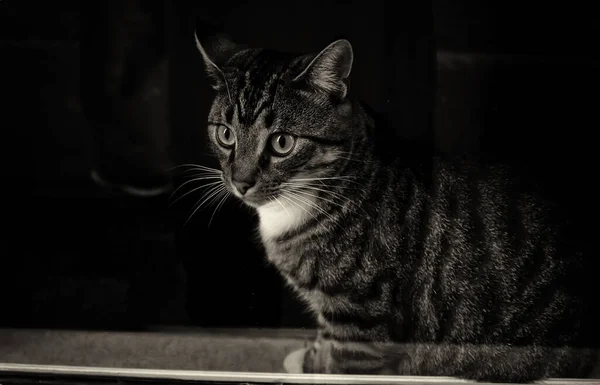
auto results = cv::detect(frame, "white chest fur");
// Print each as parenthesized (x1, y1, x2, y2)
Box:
(257, 196, 314, 242)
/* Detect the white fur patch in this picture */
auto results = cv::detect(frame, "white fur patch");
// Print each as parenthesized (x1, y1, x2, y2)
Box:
(257, 195, 314, 241)
(283, 348, 308, 373)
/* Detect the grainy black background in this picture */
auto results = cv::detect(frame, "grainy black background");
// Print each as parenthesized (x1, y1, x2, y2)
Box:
(1, 0, 597, 330)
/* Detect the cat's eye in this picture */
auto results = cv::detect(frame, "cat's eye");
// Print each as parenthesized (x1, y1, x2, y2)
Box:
(216, 125, 236, 148)
(269, 133, 296, 156)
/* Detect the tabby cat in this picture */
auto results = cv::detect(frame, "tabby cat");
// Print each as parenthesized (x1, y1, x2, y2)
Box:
(192, 32, 599, 382)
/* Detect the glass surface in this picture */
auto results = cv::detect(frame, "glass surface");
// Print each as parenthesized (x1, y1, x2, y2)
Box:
(2, 1, 599, 384)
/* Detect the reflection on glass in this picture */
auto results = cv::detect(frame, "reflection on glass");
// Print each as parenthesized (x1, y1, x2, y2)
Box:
(2, 1, 599, 384)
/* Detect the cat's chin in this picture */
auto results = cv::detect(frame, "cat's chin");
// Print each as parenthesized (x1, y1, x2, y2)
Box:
(242, 200, 262, 209)
(235, 196, 267, 209)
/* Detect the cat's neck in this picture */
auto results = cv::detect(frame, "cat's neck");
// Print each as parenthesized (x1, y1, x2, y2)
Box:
(257, 198, 314, 241)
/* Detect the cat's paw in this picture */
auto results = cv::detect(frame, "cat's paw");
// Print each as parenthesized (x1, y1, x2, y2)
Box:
(283, 348, 308, 373)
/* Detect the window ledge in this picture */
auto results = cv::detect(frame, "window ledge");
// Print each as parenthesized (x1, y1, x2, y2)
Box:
(0, 328, 596, 385)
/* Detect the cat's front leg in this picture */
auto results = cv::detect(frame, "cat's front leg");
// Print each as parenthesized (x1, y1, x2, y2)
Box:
(302, 335, 331, 373)
(284, 328, 339, 374)
(283, 328, 328, 374)
(302, 335, 397, 375)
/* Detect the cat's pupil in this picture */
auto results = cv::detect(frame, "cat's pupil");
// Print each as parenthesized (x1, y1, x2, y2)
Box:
(277, 135, 286, 148)
(223, 128, 230, 140)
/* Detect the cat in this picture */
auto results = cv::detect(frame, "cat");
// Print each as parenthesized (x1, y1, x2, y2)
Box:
(192, 31, 600, 383)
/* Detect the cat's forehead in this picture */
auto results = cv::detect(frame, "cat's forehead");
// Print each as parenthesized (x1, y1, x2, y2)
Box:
(224, 49, 300, 88)
(217, 49, 308, 128)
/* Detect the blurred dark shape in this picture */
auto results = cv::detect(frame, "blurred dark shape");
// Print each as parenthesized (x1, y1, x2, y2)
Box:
(80, 0, 174, 195)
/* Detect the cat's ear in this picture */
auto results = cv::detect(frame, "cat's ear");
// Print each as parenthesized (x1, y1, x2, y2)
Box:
(291, 39, 354, 99)
(194, 31, 240, 91)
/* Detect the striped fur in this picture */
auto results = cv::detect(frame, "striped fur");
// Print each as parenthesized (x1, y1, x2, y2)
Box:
(194, 33, 599, 382)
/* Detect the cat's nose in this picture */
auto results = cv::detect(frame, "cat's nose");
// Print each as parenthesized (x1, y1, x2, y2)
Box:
(232, 179, 255, 195)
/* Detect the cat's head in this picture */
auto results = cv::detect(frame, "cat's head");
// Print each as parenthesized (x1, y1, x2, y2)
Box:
(195, 32, 359, 208)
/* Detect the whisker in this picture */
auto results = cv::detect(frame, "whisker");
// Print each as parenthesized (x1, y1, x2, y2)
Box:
(284, 183, 369, 220)
(282, 181, 355, 190)
(169, 164, 223, 179)
(197, 183, 226, 205)
(208, 190, 231, 228)
(169, 180, 222, 207)
(279, 193, 319, 222)
(286, 191, 344, 224)
(282, 185, 353, 213)
(168, 163, 220, 172)
(294, 182, 370, 218)
(292, 176, 354, 181)
(168, 163, 200, 171)
(184, 184, 226, 227)
(170, 176, 222, 200)
(273, 195, 290, 217)
(285, 185, 346, 210)
(183, 169, 222, 176)
(291, 176, 359, 184)
(284, 189, 334, 222)
(282, 182, 354, 201)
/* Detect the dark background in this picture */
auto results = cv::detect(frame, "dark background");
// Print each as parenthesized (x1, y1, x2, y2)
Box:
(1, 1, 597, 330)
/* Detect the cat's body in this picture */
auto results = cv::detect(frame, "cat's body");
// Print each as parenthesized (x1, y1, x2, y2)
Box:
(263, 118, 597, 381)
(192, 33, 599, 382)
